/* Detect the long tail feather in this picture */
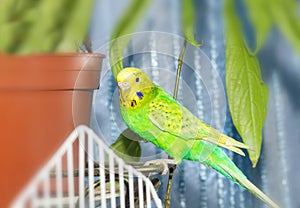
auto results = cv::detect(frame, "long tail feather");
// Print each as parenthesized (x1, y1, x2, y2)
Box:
(202, 135, 248, 156)
(218, 163, 280, 208)
(205, 149, 280, 208)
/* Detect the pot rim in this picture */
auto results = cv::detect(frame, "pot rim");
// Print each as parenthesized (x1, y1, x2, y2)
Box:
(0, 52, 104, 90)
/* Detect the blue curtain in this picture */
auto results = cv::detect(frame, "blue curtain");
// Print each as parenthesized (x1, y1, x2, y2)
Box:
(89, 0, 300, 207)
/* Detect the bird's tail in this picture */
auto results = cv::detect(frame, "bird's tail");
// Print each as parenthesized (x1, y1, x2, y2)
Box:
(205, 149, 280, 208)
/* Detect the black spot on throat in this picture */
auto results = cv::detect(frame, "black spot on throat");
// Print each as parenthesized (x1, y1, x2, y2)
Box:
(131, 99, 137, 107)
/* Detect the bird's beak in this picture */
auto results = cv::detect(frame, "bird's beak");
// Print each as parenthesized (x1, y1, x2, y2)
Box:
(118, 82, 130, 90)
(118, 88, 125, 103)
(118, 82, 130, 103)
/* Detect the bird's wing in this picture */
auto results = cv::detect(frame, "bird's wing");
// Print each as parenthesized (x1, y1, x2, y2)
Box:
(148, 96, 200, 139)
(148, 96, 248, 156)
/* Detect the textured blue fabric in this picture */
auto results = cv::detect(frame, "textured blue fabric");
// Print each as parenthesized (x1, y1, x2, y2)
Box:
(90, 0, 300, 207)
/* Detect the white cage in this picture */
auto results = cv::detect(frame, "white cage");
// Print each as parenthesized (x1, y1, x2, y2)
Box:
(12, 125, 162, 208)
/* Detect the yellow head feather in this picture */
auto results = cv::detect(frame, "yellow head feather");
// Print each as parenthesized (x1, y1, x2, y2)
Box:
(117, 67, 154, 108)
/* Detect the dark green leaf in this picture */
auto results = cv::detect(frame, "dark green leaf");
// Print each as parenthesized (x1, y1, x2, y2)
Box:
(225, 0, 269, 167)
(182, 0, 202, 47)
(110, 0, 152, 78)
(110, 128, 142, 162)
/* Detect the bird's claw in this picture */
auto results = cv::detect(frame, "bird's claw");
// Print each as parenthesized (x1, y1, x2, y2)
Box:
(144, 159, 177, 175)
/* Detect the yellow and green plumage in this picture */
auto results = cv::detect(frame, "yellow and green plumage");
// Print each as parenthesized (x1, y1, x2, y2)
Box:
(117, 67, 279, 208)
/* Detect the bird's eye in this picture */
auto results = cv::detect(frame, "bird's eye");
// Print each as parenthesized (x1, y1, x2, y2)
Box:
(135, 77, 140, 83)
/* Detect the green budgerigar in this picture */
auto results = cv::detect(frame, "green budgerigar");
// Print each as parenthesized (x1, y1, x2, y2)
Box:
(117, 67, 279, 208)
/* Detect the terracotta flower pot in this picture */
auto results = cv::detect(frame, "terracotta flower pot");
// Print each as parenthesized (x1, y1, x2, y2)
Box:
(0, 53, 104, 207)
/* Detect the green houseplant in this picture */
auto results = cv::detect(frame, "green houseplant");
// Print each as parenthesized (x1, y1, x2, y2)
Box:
(0, 1, 104, 206)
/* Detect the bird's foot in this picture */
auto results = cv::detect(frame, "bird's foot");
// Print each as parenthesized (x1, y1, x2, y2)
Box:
(144, 159, 177, 175)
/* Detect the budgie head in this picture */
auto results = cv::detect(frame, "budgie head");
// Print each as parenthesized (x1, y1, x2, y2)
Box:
(117, 67, 154, 108)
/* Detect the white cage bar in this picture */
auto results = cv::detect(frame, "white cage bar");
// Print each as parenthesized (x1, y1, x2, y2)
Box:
(12, 125, 162, 208)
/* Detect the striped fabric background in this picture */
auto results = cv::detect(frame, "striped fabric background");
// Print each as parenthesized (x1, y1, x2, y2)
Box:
(89, 0, 300, 207)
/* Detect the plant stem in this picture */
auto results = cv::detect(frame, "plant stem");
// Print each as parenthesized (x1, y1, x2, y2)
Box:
(84, 36, 93, 53)
(173, 39, 187, 99)
(165, 39, 187, 208)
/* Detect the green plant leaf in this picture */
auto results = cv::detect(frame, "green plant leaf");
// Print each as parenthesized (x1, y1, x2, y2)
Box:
(0, 0, 93, 54)
(0, 21, 24, 52)
(110, 0, 152, 78)
(244, 0, 273, 54)
(55, 0, 94, 52)
(0, 0, 40, 53)
(181, 0, 202, 47)
(110, 128, 142, 162)
(225, 0, 268, 167)
(270, 0, 300, 54)
(0, 0, 18, 23)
